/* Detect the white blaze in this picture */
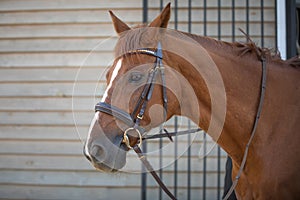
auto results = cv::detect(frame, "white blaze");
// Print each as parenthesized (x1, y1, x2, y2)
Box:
(85, 59, 123, 156)
(101, 58, 123, 102)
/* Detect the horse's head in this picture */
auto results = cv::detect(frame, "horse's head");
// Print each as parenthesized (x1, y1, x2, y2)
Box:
(84, 4, 183, 172)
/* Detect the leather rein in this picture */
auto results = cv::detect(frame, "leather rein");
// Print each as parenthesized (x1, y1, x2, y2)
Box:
(94, 42, 267, 200)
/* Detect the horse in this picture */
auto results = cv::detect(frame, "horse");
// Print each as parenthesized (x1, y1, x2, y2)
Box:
(84, 3, 300, 199)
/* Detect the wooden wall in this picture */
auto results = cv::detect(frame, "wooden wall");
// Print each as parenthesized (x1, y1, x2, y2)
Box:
(0, 0, 276, 199)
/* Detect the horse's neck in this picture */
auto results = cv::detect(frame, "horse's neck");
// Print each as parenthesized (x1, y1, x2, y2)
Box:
(215, 54, 262, 162)
(171, 37, 265, 163)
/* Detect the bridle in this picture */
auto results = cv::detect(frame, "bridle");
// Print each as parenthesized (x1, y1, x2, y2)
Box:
(93, 42, 267, 200)
(94, 42, 181, 199)
(95, 42, 168, 149)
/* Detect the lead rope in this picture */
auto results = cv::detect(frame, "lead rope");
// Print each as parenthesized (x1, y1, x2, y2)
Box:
(222, 56, 267, 200)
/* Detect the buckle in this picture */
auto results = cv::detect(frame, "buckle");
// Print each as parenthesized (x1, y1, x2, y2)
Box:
(136, 114, 143, 120)
(122, 127, 143, 149)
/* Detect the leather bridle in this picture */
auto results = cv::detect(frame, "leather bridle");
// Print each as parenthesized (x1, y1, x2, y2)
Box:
(93, 41, 267, 200)
(95, 42, 168, 149)
(95, 42, 180, 199)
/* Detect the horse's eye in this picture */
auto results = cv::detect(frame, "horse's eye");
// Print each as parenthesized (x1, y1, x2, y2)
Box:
(129, 72, 143, 82)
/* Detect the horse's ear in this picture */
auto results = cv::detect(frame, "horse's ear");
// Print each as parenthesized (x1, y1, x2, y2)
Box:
(149, 3, 171, 28)
(109, 10, 131, 35)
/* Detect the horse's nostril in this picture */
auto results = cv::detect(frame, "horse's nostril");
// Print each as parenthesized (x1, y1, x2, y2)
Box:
(91, 145, 106, 162)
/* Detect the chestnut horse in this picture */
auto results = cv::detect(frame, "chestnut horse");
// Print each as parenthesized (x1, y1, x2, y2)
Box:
(84, 4, 300, 199)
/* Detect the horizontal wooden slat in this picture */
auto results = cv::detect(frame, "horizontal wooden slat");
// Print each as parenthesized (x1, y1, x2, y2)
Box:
(0, 140, 83, 155)
(0, 83, 105, 97)
(190, 22, 276, 37)
(0, 10, 141, 25)
(0, 0, 275, 12)
(0, 68, 106, 82)
(0, 38, 117, 52)
(0, 185, 141, 200)
(0, 52, 113, 67)
(0, 111, 93, 125)
(0, 155, 93, 170)
(129, 155, 227, 173)
(0, 0, 143, 11)
(151, 187, 222, 200)
(146, 0, 275, 8)
(0, 185, 224, 200)
(148, 7, 275, 22)
(0, 170, 140, 187)
(0, 24, 115, 38)
(0, 22, 275, 39)
(0, 169, 224, 188)
(245, 0, 275, 7)
(0, 97, 95, 111)
(0, 125, 88, 140)
(0, 8, 275, 25)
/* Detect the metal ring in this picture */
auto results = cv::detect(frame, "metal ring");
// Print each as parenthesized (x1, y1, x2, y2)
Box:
(122, 127, 143, 149)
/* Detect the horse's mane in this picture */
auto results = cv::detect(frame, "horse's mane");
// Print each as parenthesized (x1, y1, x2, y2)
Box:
(115, 26, 300, 68)
(236, 42, 300, 68)
(186, 31, 300, 68)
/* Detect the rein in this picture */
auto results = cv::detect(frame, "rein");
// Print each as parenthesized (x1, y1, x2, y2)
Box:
(94, 42, 267, 200)
(222, 55, 267, 200)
